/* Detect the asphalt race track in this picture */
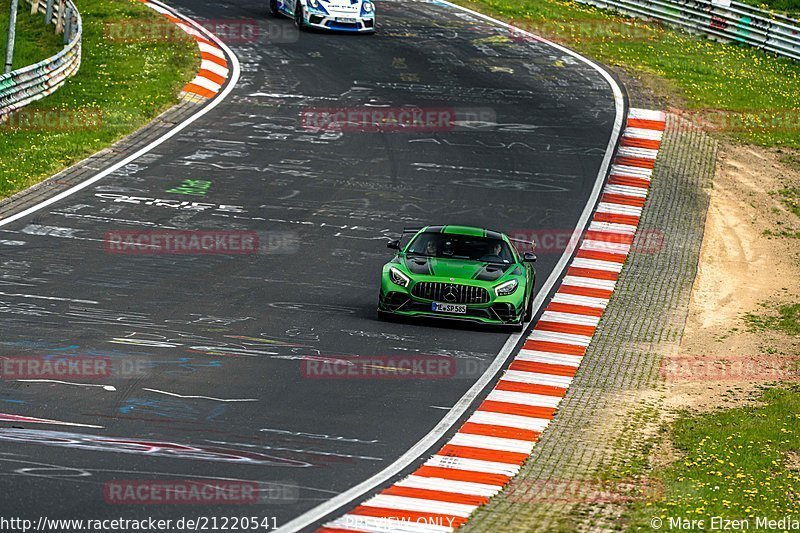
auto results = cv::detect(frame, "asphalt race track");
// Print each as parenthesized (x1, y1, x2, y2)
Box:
(0, 0, 621, 529)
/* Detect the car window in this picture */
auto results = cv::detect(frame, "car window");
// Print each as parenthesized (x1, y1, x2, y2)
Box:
(407, 233, 514, 264)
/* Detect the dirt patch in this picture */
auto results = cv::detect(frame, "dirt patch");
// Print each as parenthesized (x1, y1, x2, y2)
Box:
(669, 142, 800, 411)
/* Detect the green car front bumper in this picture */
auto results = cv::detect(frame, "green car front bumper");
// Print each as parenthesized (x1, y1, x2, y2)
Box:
(378, 278, 527, 326)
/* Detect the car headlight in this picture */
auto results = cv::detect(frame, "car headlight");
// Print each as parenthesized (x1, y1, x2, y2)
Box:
(362, 1, 374, 12)
(389, 267, 410, 288)
(308, 0, 320, 8)
(495, 279, 518, 297)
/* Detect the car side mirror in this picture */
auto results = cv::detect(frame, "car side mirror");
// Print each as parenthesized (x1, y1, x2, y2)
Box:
(387, 239, 401, 250)
(523, 252, 537, 262)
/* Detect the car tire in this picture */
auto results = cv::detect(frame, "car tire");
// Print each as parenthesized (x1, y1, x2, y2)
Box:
(294, 1, 306, 30)
(523, 292, 534, 322)
(270, 0, 280, 16)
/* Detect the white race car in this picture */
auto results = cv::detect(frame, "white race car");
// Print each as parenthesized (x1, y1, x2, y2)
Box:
(271, 0, 376, 33)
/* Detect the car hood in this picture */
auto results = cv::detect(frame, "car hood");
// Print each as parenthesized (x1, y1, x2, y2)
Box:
(320, 0, 363, 12)
(403, 256, 513, 282)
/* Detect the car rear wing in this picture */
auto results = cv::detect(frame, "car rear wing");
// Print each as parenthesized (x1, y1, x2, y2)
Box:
(508, 237, 537, 250)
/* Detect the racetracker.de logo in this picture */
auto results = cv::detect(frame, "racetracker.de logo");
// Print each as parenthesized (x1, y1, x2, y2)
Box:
(1, 109, 102, 132)
(301, 107, 458, 132)
(505, 478, 664, 503)
(0, 356, 111, 380)
(104, 19, 260, 43)
(103, 480, 260, 505)
(0, 356, 150, 380)
(660, 356, 800, 382)
(301, 356, 457, 380)
(105, 230, 258, 255)
(504, 17, 663, 43)
(508, 229, 665, 254)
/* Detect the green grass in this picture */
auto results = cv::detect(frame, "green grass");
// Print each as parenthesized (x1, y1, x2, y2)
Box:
(746, 303, 800, 335)
(453, 0, 800, 148)
(778, 188, 800, 217)
(626, 386, 800, 529)
(738, 0, 800, 17)
(0, 1, 63, 69)
(0, 0, 198, 199)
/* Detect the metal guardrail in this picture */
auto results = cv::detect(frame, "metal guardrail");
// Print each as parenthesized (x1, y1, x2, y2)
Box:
(0, 0, 81, 119)
(579, 0, 800, 60)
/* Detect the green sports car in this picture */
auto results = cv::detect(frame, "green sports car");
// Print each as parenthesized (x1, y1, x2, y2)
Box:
(378, 225, 537, 330)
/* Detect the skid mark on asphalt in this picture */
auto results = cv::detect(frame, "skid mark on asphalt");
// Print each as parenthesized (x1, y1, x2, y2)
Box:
(142, 388, 258, 402)
(15, 380, 117, 392)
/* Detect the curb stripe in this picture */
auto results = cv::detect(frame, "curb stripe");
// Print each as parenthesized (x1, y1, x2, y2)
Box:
(398, 476, 504, 497)
(508, 359, 579, 377)
(381, 487, 490, 506)
(494, 380, 567, 396)
(425, 456, 521, 476)
(467, 411, 552, 432)
(593, 211, 640, 226)
(319, 108, 665, 533)
(521, 338, 588, 354)
(516, 351, 583, 368)
(624, 127, 663, 140)
(477, 400, 556, 419)
(459, 422, 540, 441)
(602, 192, 647, 206)
(142, 1, 230, 99)
(626, 117, 666, 130)
(575, 249, 627, 264)
(414, 466, 511, 485)
(608, 175, 651, 189)
(620, 137, 661, 150)
(487, 389, 565, 407)
(438, 444, 530, 464)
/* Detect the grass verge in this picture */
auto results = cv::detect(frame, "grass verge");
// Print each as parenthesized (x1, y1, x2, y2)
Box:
(778, 187, 800, 217)
(0, 1, 63, 68)
(452, 0, 800, 148)
(739, 0, 800, 18)
(0, 0, 198, 200)
(625, 386, 800, 529)
(746, 303, 800, 335)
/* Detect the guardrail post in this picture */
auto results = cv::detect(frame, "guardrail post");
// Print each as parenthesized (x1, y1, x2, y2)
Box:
(44, 0, 55, 25)
(4, 0, 19, 74)
(63, 6, 72, 44)
(54, 0, 65, 33)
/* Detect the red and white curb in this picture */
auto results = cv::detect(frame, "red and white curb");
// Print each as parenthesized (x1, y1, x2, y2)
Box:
(139, 0, 230, 99)
(317, 108, 666, 533)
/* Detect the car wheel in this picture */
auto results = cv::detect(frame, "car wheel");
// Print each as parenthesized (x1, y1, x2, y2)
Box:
(270, 0, 280, 17)
(294, 1, 306, 29)
(523, 292, 534, 322)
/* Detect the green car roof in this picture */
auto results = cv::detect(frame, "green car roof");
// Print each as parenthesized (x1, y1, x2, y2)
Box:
(424, 225, 506, 239)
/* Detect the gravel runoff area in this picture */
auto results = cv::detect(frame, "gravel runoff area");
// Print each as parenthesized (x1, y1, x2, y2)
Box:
(461, 113, 719, 532)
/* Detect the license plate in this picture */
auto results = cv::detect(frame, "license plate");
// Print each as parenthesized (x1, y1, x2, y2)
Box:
(432, 302, 467, 314)
(336, 17, 357, 22)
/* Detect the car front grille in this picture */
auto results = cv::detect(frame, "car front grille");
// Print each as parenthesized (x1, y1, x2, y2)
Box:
(411, 282, 490, 304)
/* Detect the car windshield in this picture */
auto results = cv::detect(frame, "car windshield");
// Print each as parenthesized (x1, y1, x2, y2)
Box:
(407, 233, 515, 264)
